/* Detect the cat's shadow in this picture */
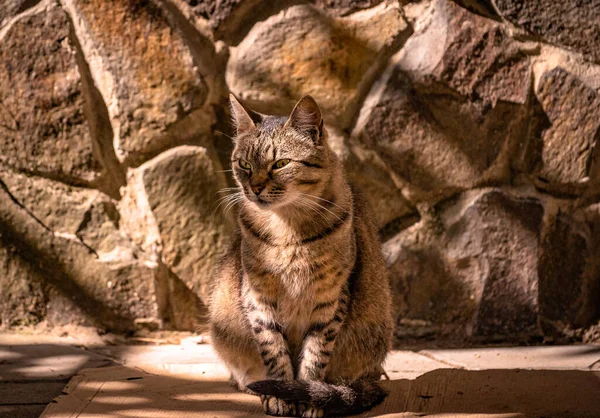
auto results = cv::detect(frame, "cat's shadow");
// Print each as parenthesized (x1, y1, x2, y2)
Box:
(362, 367, 600, 417)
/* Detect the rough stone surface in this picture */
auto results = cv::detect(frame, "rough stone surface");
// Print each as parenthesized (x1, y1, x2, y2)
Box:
(328, 131, 414, 230)
(227, 3, 412, 129)
(0, 0, 28, 27)
(354, 0, 531, 200)
(63, 0, 214, 166)
(494, 0, 600, 64)
(534, 67, 600, 185)
(312, 0, 383, 16)
(1, 0, 600, 340)
(120, 146, 231, 304)
(539, 205, 600, 335)
(0, 179, 160, 333)
(385, 189, 544, 339)
(0, 169, 140, 264)
(0, 1, 101, 185)
(0, 237, 47, 329)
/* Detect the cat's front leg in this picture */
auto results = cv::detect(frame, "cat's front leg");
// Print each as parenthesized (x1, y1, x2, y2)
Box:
(298, 291, 349, 381)
(244, 290, 294, 381)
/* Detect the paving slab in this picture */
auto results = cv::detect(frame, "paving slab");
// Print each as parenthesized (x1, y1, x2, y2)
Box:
(90, 344, 453, 381)
(0, 334, 116, 418)
(420, 345, 600, 370)
(384, 350, 453, 380)
(41, 364, 600, 418)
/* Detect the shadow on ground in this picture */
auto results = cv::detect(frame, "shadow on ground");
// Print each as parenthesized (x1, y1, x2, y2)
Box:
(2, 342, 600, 418)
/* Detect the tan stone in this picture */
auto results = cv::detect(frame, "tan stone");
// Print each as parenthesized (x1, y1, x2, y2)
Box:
(0, 177, 160, 333)
(120, 146, 232, 304)
(0, 0, 101, 185)
(227, 3, 412, 129)
(62, 0, 215, 166)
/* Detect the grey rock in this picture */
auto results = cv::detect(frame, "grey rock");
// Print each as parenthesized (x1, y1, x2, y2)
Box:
(539, 204, 600, 335)
(385, 189, 544, 339)
(534, 67, 600, 185)
(494, 0, 600, 64)
(354, 0, 531, 202)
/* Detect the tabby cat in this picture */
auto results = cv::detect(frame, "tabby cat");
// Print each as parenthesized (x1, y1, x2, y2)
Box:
(209, 95, 393, 417)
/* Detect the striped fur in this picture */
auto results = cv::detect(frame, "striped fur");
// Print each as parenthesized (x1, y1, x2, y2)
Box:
(209, 96, 393, 417)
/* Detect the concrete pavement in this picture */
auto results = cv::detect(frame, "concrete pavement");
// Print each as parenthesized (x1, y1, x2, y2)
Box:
(1, 333, 599, 417)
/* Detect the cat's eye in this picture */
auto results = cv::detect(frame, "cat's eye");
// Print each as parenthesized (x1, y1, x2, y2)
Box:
(273, 159, 291, 170)
(238, 160, 252, 170)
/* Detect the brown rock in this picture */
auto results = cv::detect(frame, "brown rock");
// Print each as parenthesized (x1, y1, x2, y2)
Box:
(62, 0, 215, 166)
(534, 67, 600, 185)
(327, 130, 414, 230)
(0, 0, 28, 26)
(385, 189, 544, 339)
(0, 169, 98, 236)
(0, 1, 101, 185)
(312, 0, 383, 16)
(0, 169, 139, 263)
(0, 237, 46, 329)
(227, 3, 411, 129)
(176, 0, 297, 45)
(0, 178, 160, 333)
(494, 0, 600, 64)
(539, 205, 600, 334)
(120, 146, 232, 303)
(353, 0, 531, 201)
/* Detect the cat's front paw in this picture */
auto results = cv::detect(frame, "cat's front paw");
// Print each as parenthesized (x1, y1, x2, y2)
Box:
(299, 404, 325, 418)
(260, 395, 297, 416)
(260, 395, 324, 417)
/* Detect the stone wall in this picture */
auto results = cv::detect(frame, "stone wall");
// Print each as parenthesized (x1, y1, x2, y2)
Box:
(1, 0, 599, 343)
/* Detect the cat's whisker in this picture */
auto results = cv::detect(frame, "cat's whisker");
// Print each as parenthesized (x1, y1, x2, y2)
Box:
(297, 192, 346, 212)
(213, 191, 244, 214)
(294, 198, 334, 228)
(297, 195, 344, 223)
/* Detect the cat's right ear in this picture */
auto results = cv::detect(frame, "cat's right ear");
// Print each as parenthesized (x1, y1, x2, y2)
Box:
(230, 94, 262, 137)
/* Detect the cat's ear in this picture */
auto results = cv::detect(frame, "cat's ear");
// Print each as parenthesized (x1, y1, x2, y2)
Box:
(285, 95, 324, 144)
(230, 94, 262, 137)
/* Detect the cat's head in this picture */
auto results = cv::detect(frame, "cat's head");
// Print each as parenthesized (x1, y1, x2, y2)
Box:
(229, 95, 333, 211)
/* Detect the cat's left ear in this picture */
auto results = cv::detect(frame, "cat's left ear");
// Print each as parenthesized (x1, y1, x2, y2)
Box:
(284, 95, 324, 144)
(230, 94, 263, 137)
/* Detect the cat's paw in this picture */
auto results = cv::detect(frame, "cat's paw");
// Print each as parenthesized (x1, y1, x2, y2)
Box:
(299, 404, 324, 418)
(260, 395, 298, 416)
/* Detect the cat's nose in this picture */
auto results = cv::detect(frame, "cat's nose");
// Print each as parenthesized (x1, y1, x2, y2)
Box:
(251, 185, 265, 195)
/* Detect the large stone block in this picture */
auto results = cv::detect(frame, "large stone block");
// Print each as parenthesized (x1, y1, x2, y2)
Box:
(0, 237, 47, 329)
(353, 0, 531, 203)
(0, 179, 161, 332)
(328, 130, 414, 231)
(539, 205, 600, 335)
(227, 3, 411, 129)
(385, 189, 544, 339)
(174, 0, 383, 45)
(0, 0, 102, 185)
(120, 146, 232, 304)
(533, 68, 600, 186)
(0, 169, 139, 263)
(62, 0, 215, 166)
(493, 0, 600, 64)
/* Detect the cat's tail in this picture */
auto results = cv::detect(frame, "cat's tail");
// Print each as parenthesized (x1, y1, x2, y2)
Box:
(247, 378, 388, 416)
